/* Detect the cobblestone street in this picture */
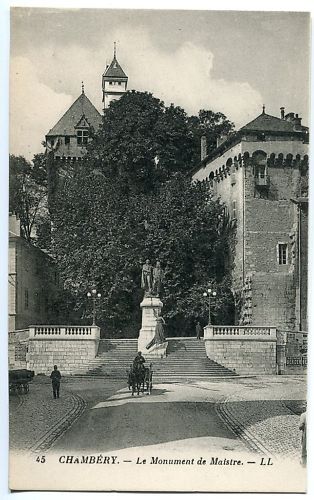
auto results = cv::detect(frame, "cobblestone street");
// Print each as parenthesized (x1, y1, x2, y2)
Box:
(9, 376, 123, 453)
(9, 374, 306, 461)
(215, 376, 306, 459)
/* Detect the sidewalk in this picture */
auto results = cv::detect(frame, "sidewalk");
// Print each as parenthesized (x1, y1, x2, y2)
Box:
(9, 376, 86, 453)
(215, 375, 306, 459)
(9, 376, 124, 453)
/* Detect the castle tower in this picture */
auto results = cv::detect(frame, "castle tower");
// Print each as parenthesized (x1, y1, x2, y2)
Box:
(102, 43, 128, 111)
(192, 107, 309, 331)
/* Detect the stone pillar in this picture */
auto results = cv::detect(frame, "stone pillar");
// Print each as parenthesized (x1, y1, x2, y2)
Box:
(276, 331, 287, 375)
(138, 296, 163, 356)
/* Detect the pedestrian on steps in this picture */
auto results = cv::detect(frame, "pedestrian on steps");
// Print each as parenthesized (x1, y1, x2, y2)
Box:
(50, 365, 61, 399)
(196, 321, 202, 340)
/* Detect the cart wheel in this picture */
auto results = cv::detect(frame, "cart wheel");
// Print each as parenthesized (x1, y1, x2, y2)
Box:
(18, 385, 24, 395)
(24, 383, 29, 394)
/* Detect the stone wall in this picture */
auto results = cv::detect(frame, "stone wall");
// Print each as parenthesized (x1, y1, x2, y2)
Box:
(8, 330, 30, 370)
(28, 338, 99, 375)
(193, 139, 308, 331)
(205, 338, 276, 375)
(204, 326, 277, 375)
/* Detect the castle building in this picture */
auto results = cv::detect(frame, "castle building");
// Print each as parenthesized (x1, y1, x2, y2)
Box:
(102, 43, 128, 110)
(45, 46, 128, 161)
(192, 107, 309, 331)
(45, 85, 102, 162)
(8, 215, 59, 332)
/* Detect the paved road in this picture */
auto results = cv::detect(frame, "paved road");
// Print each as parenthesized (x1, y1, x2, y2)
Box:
(51, 382, 246, 454)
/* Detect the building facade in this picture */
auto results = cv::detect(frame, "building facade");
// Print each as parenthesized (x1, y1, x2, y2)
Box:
(193, 108, 309, 331)
(45, 48, 128, 161)
(8, 215, 59, 332)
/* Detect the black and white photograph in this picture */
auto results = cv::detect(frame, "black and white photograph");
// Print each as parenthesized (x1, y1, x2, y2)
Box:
(5, 5, 310, 493)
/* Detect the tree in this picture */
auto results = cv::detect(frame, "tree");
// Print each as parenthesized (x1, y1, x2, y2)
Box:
(52, 165, 234, 336)
(9, 155, 48, 242)
(87, 91, 196, 193)
(40, 91, 236, 332)
(188, 109, 235, 166)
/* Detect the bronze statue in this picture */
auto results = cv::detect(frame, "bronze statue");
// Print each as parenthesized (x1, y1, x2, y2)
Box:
(152, 260, 163, 297)
(141, 259, 153, 294)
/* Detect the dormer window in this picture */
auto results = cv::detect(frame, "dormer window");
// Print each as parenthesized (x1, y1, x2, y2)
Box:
(77, 130, 88, 145)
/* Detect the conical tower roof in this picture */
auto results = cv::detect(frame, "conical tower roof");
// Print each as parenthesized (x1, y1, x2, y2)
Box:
(104, 55, 128, 80)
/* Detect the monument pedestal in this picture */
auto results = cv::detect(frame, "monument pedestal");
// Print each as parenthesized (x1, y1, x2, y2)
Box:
(138, 296, 168, 358)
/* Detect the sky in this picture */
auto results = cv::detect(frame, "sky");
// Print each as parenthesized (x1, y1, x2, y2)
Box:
(9, 8, 311, 160)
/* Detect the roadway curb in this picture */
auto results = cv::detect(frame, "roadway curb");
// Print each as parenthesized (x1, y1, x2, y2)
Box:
(215, 394, 273, 456)
(29, 391, 87, 454)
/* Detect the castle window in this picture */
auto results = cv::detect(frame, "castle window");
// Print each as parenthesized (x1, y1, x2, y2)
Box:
(232, 200, 237, 220)
(77, 130, 88, 145)
(255, 165, 266, 179)
(65, 136, 70, 145)
(278, 243, 288, 265)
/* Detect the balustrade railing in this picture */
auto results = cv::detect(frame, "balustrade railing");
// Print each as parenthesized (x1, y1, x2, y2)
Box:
(204, 325, 277, 339)
(29, 325, 100, 340)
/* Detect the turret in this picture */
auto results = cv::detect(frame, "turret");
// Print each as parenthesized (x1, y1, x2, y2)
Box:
(102, 43, 128, 110)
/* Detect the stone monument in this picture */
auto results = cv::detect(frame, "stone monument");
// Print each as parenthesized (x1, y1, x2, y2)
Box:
(138, 260, 168, 358)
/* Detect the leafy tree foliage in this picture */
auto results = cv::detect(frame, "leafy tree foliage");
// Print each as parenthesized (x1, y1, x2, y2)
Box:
(52, 164, 234, 336)
(188, 109, 235, 166)
(87, 91, 234, 193)
(9, 154, 48, 242)
(12, 91, 235, 333)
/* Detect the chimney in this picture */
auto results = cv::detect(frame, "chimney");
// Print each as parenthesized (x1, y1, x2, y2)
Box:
(201, 135, 207, 161)
(285, 112, 295, 122)
(280, 107, 285, 119)
(293, 113, 302, 130)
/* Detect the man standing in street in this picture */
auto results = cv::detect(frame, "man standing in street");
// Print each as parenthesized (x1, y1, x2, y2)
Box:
(196, 321, 202, 340)
(50, 365, 61, 399)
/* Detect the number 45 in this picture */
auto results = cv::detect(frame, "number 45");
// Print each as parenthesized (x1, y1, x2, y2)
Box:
(36, 456, 46, 463)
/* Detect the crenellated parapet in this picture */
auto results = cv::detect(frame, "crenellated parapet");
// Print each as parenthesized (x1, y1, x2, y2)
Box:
(200, 151, 309, 187)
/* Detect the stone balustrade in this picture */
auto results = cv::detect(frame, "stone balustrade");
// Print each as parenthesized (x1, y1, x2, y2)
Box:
(204, 325, 277, 375)
(204, 325, 277, 340)
(27, 325, 101, 375)
(29, 325, 100, 340)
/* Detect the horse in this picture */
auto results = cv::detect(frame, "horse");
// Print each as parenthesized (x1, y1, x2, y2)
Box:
(128, 363, 146, 396)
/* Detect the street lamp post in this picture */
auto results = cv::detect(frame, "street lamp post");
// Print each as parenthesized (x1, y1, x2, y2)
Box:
(87, 288, 101, 326)
(203, 288, 217, 325)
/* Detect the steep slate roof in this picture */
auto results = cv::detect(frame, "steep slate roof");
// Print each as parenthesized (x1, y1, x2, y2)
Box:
(192, 110, 309, 175)
(241, 112, 304, 133)
(46, 93, 102, 137)
(104, 56, 128, 79)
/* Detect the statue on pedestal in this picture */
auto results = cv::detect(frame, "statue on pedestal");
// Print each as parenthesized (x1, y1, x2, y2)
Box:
(141, 259, 164, 297)
(141, 259, 153, 295)
(152, 260, 163, 297)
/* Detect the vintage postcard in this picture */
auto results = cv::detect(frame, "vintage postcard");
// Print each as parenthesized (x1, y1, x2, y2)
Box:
(8, 7, 310, 493)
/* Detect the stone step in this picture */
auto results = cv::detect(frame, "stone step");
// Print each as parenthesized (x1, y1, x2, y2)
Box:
(73, 337, 237, 378)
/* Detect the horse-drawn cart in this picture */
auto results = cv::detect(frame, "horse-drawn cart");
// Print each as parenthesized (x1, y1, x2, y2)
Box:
(9, 369, 35, 395)
(127, 364, 153, 396)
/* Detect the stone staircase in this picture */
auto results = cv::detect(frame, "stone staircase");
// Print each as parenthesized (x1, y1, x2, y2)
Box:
(74, 338, 237, 380)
